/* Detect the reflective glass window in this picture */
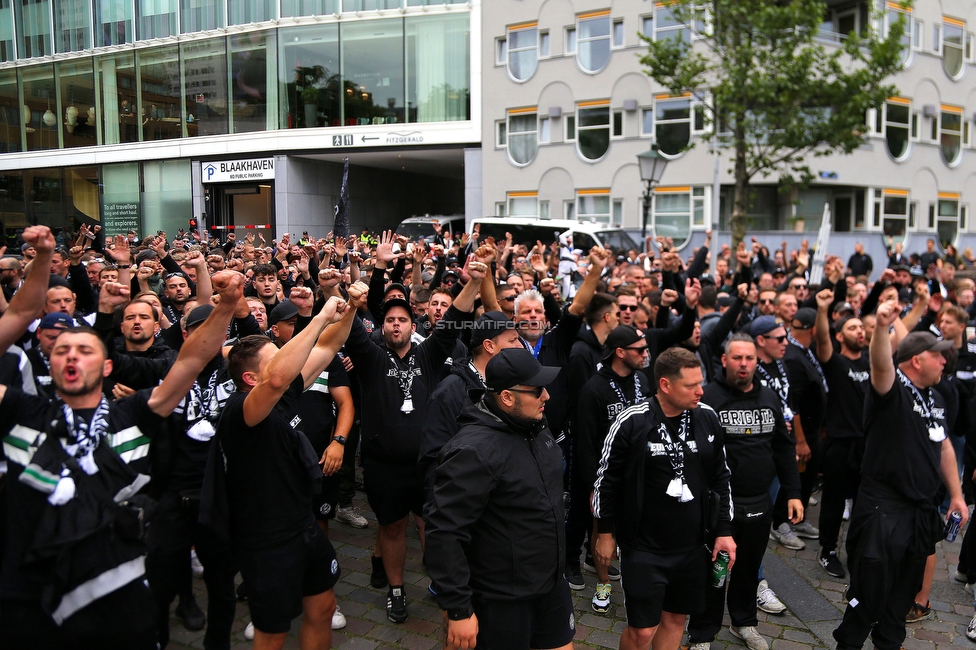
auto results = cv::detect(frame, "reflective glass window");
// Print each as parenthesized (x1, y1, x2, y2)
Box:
(884, 101, 910, 160)
(655, 98, 691, 156)
(0, 69, 21, 152)
(886, 7, 911, 66)
(507, 26, 537, 81)
(231, 31, 272, 133)
(281, 0, 339, 17)
(342, 19, 403, 125)
(143, 159, 191, 235)
(406, 13, 469, 122)
(654, 191, 691, 246)
(54, 0, 91, 53)
(95, 0, 133, 46)
(577, 194, 610, 222)
(0, 170, 25, 245)
(95, 52, 138, 145)
(280, 24, 340, 128)
(21, 64, 58, 150)
(343, 0, 399, 10)
(183, 38, 228, 137)
(64, 166, 100, 230)
(577, 105, 609, 160)
(941, 110, 962, 165)
(25, 168, 63, 232)
(138, 45, 183, 141)
(943, 20, 964, 78)
(655, 4, 690, 44)
(0, 0, 14, 61)
(181, 0, 224, 33)
(507, 112, 537, 165)
(882, 193, 908, 240)
(938, 199, 959, 247)
(15, 0, 52, 58)
(228, 0, 275, 25)
(578, 14, 610, 72)
(137, 0, 177, 39)
(59, 59, 97, 149)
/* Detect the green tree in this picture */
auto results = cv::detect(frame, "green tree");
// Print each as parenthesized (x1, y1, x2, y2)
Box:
(641, 0, 908, 247)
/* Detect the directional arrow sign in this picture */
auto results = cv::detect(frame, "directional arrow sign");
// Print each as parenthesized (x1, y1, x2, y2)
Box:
(361, 135, 379, 142)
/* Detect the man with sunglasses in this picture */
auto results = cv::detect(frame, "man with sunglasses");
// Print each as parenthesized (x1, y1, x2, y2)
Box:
(616, 288, 640, 326)
(572, 325, 652, 614)
(425, 349, 573, 650)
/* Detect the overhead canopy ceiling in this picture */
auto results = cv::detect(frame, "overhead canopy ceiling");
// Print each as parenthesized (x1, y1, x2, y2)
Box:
(296, 146, 468, 180)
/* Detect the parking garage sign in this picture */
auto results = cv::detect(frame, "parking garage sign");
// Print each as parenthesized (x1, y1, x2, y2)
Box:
(203, 158, 275, 183)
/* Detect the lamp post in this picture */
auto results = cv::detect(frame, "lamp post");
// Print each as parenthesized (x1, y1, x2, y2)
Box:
(637, 145, 669, 242)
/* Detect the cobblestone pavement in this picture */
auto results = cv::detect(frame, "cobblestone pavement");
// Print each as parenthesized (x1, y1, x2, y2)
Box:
(168, 486, 976, 650)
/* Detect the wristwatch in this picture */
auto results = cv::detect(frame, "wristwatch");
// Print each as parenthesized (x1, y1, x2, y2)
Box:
(332, 435, 347, 445)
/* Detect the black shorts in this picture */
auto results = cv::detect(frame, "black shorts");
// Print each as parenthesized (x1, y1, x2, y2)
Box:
(236, 524, 341, 634)
(620, 546, 708, 628)
(312, 474, 339, 521)
(472, 579, 576, 650)
(363, 461, 425, 526)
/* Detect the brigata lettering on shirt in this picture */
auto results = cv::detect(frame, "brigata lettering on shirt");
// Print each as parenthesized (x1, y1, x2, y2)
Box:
(606, 402, 626, 419)
(717, 408, 776, 435)
(647, 439, 697, 456)
(914, 402, 946, 421)
(847, 369, 870, 383)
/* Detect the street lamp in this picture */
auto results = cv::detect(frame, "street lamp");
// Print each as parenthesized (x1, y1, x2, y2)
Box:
(637, 145, 669, 241)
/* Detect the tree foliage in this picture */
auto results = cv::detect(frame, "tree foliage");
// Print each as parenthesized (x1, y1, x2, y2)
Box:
(641, 0, 909, 246)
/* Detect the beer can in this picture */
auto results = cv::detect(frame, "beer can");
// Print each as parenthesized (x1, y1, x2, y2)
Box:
(711, 550, 730, 588)
(945, 511, 963, 542)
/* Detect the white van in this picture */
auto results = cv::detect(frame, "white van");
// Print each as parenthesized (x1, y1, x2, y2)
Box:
(396, 215, 465, 242)
(470, 217, 640, 254)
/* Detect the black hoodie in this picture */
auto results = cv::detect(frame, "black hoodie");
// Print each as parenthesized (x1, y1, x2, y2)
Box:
(701, 376, 800, 502)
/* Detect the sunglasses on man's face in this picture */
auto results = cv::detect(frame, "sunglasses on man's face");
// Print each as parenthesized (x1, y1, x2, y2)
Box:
(618, 304, 639, 312)
(505, 386, 545, 398)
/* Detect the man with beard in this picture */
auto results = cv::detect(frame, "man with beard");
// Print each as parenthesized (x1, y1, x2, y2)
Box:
(592, 347, 735, 650)
(687, 334, 802, 650)
(343, 259, 486, 624)
(815, 288, 871, 578)
(0, 256, 23, 301)
(425, 349, 571, 650)
(573, 325, 652, 613)
(833, 309, 964, 650)
(0, 247, 245, 649)
(162, 271, 193, 324)
(118, 299, 175, 361)
(26, 312, 75, 397)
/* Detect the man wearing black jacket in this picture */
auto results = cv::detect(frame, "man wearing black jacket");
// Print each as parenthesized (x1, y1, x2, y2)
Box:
(687, 333, 802, 650)
(593, 347, 735, 650)
(571, 325, 651, 613)
(425, 349, 571, 650)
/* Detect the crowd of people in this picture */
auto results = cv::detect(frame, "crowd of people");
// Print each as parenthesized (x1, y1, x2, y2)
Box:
(0, 220, 973, 650)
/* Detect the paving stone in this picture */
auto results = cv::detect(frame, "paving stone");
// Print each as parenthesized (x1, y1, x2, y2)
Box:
(337, 639, 380, 650)
(757, 622, 783, 637)
(580, 612, 613, 630)
(399, 634, 438, 650)
(770, 640, 814, 650)
(367, 625, 408, 643)
(783, 630, 818, 644)
(583, 629, 621, 648)
(914, 629, 951, 643)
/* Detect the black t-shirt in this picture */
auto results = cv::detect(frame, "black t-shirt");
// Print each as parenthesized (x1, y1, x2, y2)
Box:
(168, 364, 236, 493)
(634, 408, 701, 553)
(783, 343, 827, 438)
(756, 359, 794, 422)
(863, 374, 946, 502)
(919, 251, 940, 270)
(219, 376, 316, 550)
(822, 353, 870, 438)
(298, 356, 350, 456)
(0, 388, 162, 600)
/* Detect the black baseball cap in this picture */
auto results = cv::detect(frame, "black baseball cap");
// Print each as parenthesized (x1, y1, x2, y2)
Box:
(268, 300, 299, 326)
(895, 332, 953, 364)
(750, 315, 782, 337)
(470, 311, 516, 348)
(38, 313, 76, 330)
(832, 301, 855, 316)
(384, 282, 407, 298)
(792, 307, 816, 330)
(485, 348, 560, 392)
(379, 298, 412, 321)
(184, 304, 214, 329)
(603, 325, 645, 360)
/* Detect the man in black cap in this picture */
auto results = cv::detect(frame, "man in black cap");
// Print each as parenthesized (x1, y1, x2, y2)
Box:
(833, 305, 966, 650)
(268, 299, 300, 344)
(571, 325, 651, 613)
(420, 310, 525, 503)
(26, 312, 75, 397)
(425, 348, 573, 650)
(343, 260, 486, 624)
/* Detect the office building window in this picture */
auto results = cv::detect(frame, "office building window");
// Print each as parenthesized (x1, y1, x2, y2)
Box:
(15, 0, 51, 58)
(577, 102, 610, 160)
(55, 0, 92, 53)
(230, 31, 273, 133)
(641, 107, 653, 135)
(280, 24, 339, 129)
(137, 0, 177, 40)
(941, 107, 963, 165)
(539, 30, 549, 56)
(407, 13, 469, 122)
(654, 186, 693, 246)
(60, 59, 97, 149)
(937, 196, 960, 246)
(507, 24, 538, 81)
(183, 38, 228, 137)
(882, 189, 909, 241)
(577, 11, 610, 73)
(538, 116, 550, 143)
(0, 1, 14, 61)
(613, 19, 624, 46)
(281, 0, 338, 17)
(655, 3, 691, 44)
(138, 45, 182, 141)
(0, 69, 21, 152)
(942, 18, 965, 78)
(181, 0, 224, 33)
(342, 19, 404, 125)
(885, 4, 912, 66)
(883, 99, 910, 160)
(508, 193, 538, 217)
(577, 191, 611, 223)
(95, 52, 138, 145)
(506, 109, 537, 165)
(21, 64, 57, 150)
(95, 0, 133, 46)
(228, 0, 275, 25)
(655, 96, 691, 156)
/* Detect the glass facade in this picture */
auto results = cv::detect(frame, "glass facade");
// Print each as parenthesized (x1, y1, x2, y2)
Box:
(56, 0, 92, 53)
(342, 19, 404, 125)
(15, 0, 52, 58)
(183, 38, 228, 137)
(94, 0, 133, 47)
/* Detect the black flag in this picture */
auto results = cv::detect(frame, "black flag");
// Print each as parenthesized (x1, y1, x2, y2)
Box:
(333, 158, 350, 240)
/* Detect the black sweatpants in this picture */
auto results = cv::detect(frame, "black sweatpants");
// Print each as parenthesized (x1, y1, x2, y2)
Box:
(819, 437, 861, 553)
(336, 419, 361, 508)
(564, 464, 593, 567)
(773, 428, 821, 528)
(833, 486, 934, 650)
(146, 492, 237, 650)
(688, 496, 772, 643)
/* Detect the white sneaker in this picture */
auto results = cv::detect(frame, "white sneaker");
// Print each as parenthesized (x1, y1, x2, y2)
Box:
(954, 569, 969, 583)
(332, 605, 347, 630)
(689, 643, 711, 650)
(808, 495, 818, 506)
(967, 612, 976, 641)
(757, 579, 786, 614)
(770, 522, 805, 550)
(731, 625, 769, 650)
(791, 520, 820, 539)
(335, 506, 369, 529)
(244, 621, 254, 640)
(190, 548, 204, 578)
(843, 498, 852, 521)
(966, 582, 975, 595)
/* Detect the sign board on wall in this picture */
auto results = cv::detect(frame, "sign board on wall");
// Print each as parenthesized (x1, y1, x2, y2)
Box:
(202, 158, 275, 183)
(103, 202, 141, 238)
